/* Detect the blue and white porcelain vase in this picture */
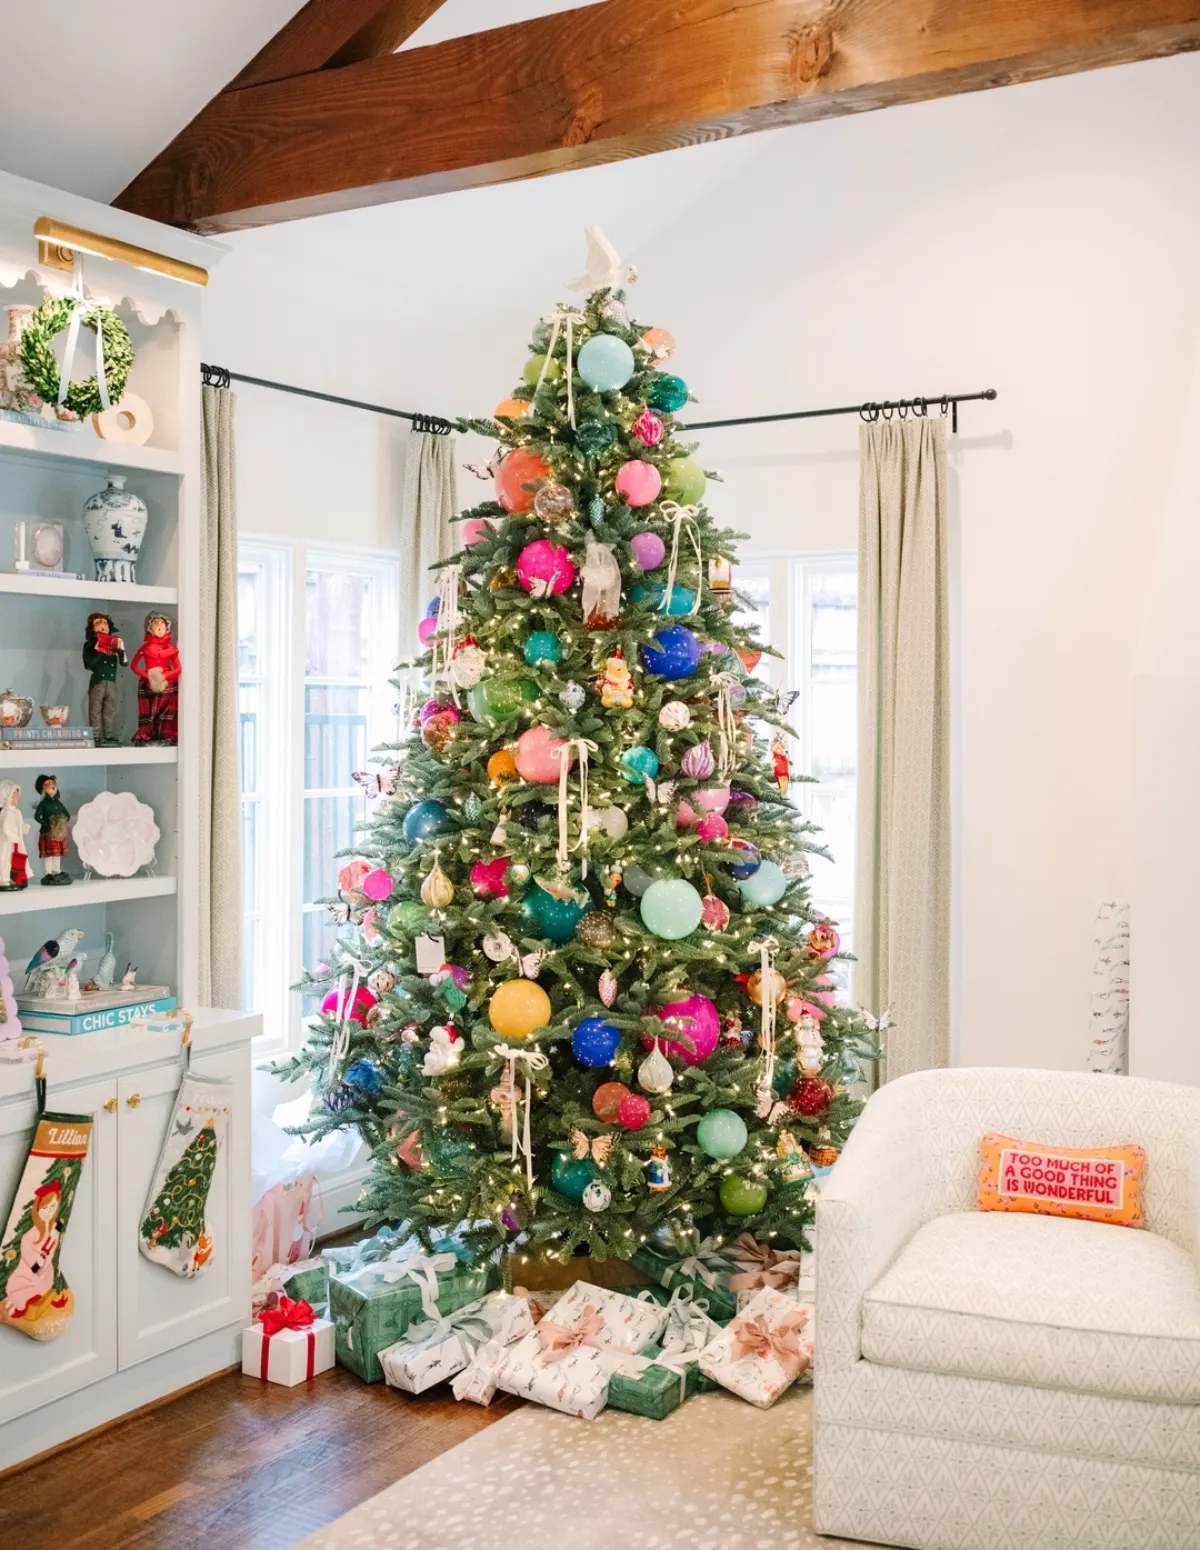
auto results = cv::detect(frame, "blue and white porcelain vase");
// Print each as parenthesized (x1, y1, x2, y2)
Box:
(82, 472, 148, 583)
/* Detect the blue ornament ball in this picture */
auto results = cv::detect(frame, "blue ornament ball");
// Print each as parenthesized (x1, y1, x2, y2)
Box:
(551, 1149, 600, 1202)
(737, 858, 788, 907)
(571, 1016, 622, 1068)
(577, 334, 636, 393)
(640, 878, 703, 940)
(726, 841, 762, 880)
(696, 1107, 748, 1159)
(640, 624, 702, 681)
(344, 1058, 381, 1093)
(620, 745, 660, 785)
(424, 597, 440, 619)
(403, 799, 454, 843)
(322, 1084, 353, 1113)
(524, 630, 562, 666)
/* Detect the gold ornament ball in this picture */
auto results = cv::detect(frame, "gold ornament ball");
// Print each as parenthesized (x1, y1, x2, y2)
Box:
(748, 968, 788, 1006)
(575, 912, 618, 949)
(487, 748, 519, 784)
(489, 979, 552, 1039)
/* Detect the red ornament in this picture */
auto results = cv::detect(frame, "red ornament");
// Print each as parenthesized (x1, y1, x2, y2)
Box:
(593, 1081, 631, 1124)
(789, 1076, 833, 1118)
(320, 983, 377, 1026)
(470, 856, 510, 900)
(631, 409, 665, 447)
(700, 893, 731, 933)
(617, 1092, 652, 1130)
(495, 448, 552, 513)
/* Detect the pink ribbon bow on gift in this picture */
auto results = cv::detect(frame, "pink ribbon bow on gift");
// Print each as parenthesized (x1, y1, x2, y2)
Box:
(536, 1304, 629, 1365)
(730, 1307, 810, 1378)
(727, 1233, 803, 1293)
(259, 1296, 315, 1337)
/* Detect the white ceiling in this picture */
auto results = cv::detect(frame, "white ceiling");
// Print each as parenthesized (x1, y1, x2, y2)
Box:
(0, 0, 603, 203)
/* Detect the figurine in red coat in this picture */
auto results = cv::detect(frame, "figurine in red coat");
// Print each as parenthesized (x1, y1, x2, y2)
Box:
(130, 612, 181, 746)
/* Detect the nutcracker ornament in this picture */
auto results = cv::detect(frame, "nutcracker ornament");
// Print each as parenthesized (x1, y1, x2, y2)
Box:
(599, 648, 635, 709)
(0, 781, 29, 891)
(82, 612, 126, 745)
(33, 775, 71, 885)
(131, 613, 181, 746)
(771, 734, 791, 794)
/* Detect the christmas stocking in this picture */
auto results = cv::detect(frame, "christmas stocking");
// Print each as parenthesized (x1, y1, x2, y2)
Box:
(0, 1108, 92, 1342)
(139, 1071, 232, 1279)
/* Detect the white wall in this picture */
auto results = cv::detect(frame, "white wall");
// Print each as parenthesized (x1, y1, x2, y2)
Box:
(205, 52, 1200, 1078)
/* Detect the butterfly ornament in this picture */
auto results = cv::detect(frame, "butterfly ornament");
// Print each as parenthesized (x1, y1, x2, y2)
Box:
(352, 766, 399, 800)
(570, 1129, 613, 1165)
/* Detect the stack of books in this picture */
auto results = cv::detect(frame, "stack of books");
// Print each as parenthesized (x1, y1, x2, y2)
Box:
(0, 725, 95, 751)
(17, 986, 176, 1036)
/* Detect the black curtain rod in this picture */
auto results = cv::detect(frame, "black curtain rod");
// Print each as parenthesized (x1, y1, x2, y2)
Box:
(201, 363, 996, 437)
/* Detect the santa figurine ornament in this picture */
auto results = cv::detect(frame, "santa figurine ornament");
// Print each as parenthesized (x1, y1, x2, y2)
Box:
(131, 612, 182, 746)
(0, 782, 29, 891)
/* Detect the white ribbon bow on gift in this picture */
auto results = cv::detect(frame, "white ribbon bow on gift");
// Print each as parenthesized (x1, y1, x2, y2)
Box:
(352, 1243, 460, 1319)
(673, 1236, 733, 1291)
(618, 1347, 699, 1405)
(659, 1285, 721, 1355)
(59, 254, 112, 414)
(493, 1043, 550, 1187)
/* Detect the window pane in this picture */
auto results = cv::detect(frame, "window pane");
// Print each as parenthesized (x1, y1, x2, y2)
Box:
(242, 915, 263, 1019)
(305, 685, 370, 789)
(306, 569, 371, 678)
(238, 565, 260, 676)
(304, 793, 366, 901)
(239, 683, 259, 795)
(809, 680, 856, 778)
(242, 799, 259, 913)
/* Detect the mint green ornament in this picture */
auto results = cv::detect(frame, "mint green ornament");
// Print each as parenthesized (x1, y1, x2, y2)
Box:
(639, 878, 703, 940)
(696, 1108, 748, 1159)
(620, 746, 659, 785)
(577, 335, 635, 392)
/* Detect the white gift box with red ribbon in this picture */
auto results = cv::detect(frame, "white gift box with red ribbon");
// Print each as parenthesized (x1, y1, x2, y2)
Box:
(242, 1298, 335, 1386)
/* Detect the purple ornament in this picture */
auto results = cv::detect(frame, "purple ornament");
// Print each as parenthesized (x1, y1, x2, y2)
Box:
(728, 788, 759, 817)
(681, 740, 715, 780)
(631, 531, 666, 571)
(445, 964, 470, 990)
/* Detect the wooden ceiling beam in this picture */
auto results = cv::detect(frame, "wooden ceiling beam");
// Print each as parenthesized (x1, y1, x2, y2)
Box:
(224, 0, 448, 91)
(117, 0, 1200, 233)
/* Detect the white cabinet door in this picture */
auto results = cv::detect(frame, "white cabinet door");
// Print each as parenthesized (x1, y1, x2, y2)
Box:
(0, 1078, 118, 1428)
(117, 1046, 250, 1368)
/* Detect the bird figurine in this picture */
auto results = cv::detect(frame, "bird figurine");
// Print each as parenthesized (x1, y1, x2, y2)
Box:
(94, 931, 116, 989)
(569, 228, 638, 292)
(122, 963, 138, 989)
(24, 928, 84, 992)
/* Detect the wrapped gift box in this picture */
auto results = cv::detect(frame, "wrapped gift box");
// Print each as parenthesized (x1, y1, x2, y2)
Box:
(727, 1233, 805, 1311)
(607, 1342, 700, 1421)
(698, 1286, 813, 1409)
(380, 1289, 534, 1395)
(242, 1302, 335, 1386)
(632, 1238, 739, 1323)
(283, 1257, 329, 1313)
(327, 1232, 496, 1383)
(494, 1281, 666, 1420)
(656, 1285, 728, 1393)
(451, 1338, 508, 1406)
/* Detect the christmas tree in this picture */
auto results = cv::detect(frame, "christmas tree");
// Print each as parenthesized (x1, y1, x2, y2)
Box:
(274, 248, 875, 1266)
(139, 1123, 218, 1248)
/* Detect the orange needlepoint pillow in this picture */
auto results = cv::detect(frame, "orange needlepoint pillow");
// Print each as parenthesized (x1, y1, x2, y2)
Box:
(977, 1134, 1146, 1229)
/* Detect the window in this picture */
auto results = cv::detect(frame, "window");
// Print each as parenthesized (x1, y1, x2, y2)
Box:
(237, 540, 399, 1051)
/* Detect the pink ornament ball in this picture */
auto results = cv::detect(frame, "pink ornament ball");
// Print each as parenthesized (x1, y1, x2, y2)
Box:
(645, 993, 720, 1065)
(632, 410, 665, 447)
(419, 698, 452, 725)
(338, 859, 370, 899)
(615, 460, 663, 508)
(516, 724, 572, 784)
(417, 616, 438, 645)
(321, 984, 377, 1026)
(462, 517, 493, 546)
(617, 1092, 652, 1130)
(814, 974, 838, 1009)
(694, 784, 731, 816)
(676, 797, 698, 828)
(517, 539, 576, 597)
(697, 813, 729, 842)
(630, 531, 666, 571)
(789, 997, 828, 1023)
(361, 867, 394, 902)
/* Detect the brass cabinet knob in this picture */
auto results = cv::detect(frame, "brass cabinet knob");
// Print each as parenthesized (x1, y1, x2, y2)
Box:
(103, 1098, 117, 1114)
(126, 1093, 141, 1108)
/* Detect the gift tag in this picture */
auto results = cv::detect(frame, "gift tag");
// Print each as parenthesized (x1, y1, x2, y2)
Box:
(415, 934, 447, 974)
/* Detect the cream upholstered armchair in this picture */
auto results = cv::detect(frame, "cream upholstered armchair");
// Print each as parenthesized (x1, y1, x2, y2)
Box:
(814, 1067, 1200, 1550)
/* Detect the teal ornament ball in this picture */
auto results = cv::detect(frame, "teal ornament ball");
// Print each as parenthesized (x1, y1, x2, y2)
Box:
(649, 375, 689, 413)
(429, 1129, 477, 1175)
(738, 859, 788, 907)
(696, 1108, 748, 1160)
(630, 581, 696, 616)
(665, 457, 707, 504)
(551, 1149, 599, 1202)
(620, 745, 660, 785)
(403, 799, 453, 843)
(720, 1174, 769, 1216)
(523, 883, 591, 943)
(575, 418, 618, 457)
(524, 630, 562, 666)
(577, 334, 635, 393)
(640, 878, 703, 940)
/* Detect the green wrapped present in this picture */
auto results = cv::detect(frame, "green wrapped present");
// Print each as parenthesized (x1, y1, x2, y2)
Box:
(327, 1232, 497, 1383)
(632, 1238, 739, 1323)
(607, 1342, 700, 1421)
(282, 1258, 329, 1314)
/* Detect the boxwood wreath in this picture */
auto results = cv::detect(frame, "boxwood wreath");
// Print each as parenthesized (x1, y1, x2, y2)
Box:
(19, 296, 134, 420)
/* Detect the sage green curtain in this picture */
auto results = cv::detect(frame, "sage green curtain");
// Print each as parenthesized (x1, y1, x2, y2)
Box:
(854, 418, 950, 1079)
(400, 429, 457, 639)
(199, 384, 243, 1008)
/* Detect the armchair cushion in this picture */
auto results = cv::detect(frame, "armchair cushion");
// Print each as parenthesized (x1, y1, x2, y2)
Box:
(861, 1211, 1200, 1404)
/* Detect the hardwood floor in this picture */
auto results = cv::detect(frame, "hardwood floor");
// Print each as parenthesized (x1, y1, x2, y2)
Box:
(0, 1365, 520, 1549)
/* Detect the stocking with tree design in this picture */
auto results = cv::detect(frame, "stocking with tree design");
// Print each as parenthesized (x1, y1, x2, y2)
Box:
(139, 1071, 232, 1278)
(0, 1106, 91, 1341)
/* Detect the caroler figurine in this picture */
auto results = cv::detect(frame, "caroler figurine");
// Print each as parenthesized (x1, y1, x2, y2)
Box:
(33, 775, 71, 886)
(83, 612, 127, 746)
(0, 781, 30, 891)
(130, 612, 181, 746)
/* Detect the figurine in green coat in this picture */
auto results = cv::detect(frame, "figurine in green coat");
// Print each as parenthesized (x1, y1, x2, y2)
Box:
(33, 774, 71, 886)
